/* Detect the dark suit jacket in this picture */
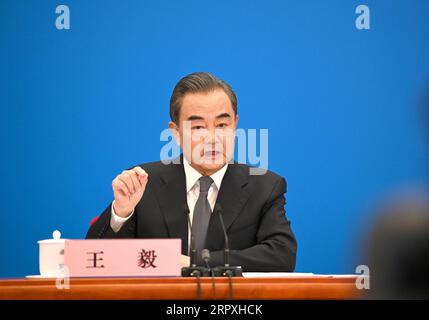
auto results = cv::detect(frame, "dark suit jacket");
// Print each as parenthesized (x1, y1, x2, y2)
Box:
(86, 158, 297, 272)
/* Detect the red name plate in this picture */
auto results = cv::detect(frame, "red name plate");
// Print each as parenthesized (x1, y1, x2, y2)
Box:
(64, 239, 181, 277)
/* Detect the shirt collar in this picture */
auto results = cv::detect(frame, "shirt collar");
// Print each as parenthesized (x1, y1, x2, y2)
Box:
(183, 156, 228, 193)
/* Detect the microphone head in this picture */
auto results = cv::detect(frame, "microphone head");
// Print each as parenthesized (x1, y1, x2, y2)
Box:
(201, 249, 211, 261)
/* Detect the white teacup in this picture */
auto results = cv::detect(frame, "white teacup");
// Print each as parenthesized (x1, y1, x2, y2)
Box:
(38, 230, 66, 277)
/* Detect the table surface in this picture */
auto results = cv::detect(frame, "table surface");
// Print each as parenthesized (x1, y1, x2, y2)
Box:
(0, 275, 362, 300)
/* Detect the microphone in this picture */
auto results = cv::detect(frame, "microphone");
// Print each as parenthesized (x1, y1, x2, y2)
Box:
(213, 204, 243, 278)
(202, 249, 211, 269)
(202, 249, 216, 299)
(181, 203, 210, 278)
(183, 203, 197, 267)
(214, 204, 230, 267)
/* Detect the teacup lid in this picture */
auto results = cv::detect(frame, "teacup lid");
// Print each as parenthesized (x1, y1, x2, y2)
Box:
(38, 230, 66, 244)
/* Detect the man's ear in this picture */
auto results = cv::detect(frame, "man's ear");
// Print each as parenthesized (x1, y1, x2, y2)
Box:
(168, 121, 181, 147)
(234, 114, 239, 129)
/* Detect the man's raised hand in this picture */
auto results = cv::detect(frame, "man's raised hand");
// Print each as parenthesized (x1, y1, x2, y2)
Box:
(112, 167, 148, 218)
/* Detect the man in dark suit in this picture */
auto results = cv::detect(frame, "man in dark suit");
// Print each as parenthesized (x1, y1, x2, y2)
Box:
(86, 72, 297, 272)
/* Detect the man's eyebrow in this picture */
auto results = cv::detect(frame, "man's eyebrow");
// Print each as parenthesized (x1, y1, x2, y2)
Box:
(216, 113, 231, 119)
(186, 115, 205, 121)
(185, 113, 231, 121)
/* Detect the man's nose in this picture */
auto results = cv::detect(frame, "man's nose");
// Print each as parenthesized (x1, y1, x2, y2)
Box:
(204, 128, 218, 144)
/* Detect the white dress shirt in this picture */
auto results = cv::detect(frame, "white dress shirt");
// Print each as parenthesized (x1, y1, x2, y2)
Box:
(110, 158, 229, 252)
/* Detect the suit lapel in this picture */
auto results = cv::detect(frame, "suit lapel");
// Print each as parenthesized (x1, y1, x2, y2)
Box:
(205, 163, 250, 251)
(154, 158, 250, 254)
(155, 157, 188, 255)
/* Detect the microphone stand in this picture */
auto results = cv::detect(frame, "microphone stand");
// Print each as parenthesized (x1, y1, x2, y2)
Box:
(202, 249, 216, 300)
(212, 204, 243, 278)
(181, 204, 211, 277)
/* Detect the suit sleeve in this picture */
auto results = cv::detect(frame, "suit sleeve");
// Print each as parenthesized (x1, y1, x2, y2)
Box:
(200, 177, 297, 272)
(86, 202, 137, 239)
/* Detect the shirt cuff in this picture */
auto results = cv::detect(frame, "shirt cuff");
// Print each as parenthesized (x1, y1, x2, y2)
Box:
(110, 200, 135, 232)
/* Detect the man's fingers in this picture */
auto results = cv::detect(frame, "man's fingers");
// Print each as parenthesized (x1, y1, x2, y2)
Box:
(128, 170, 142, 190)
(118, 175, 134, 194)
(138, 174, 148, 186)
(132, 167, 147, 178)
(132, 167, 148, 185)
(123, 171, 137, 193)
(112, 168, 148, 202)
(112, 179, 130, 197)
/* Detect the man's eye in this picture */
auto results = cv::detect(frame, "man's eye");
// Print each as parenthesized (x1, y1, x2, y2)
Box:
(217, 123, 227, 128)
(192, 126, 204, 130)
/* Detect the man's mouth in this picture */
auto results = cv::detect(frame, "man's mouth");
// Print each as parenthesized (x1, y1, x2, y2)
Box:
(204, 150, 219, 155)
(202, 150, 222, 158)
